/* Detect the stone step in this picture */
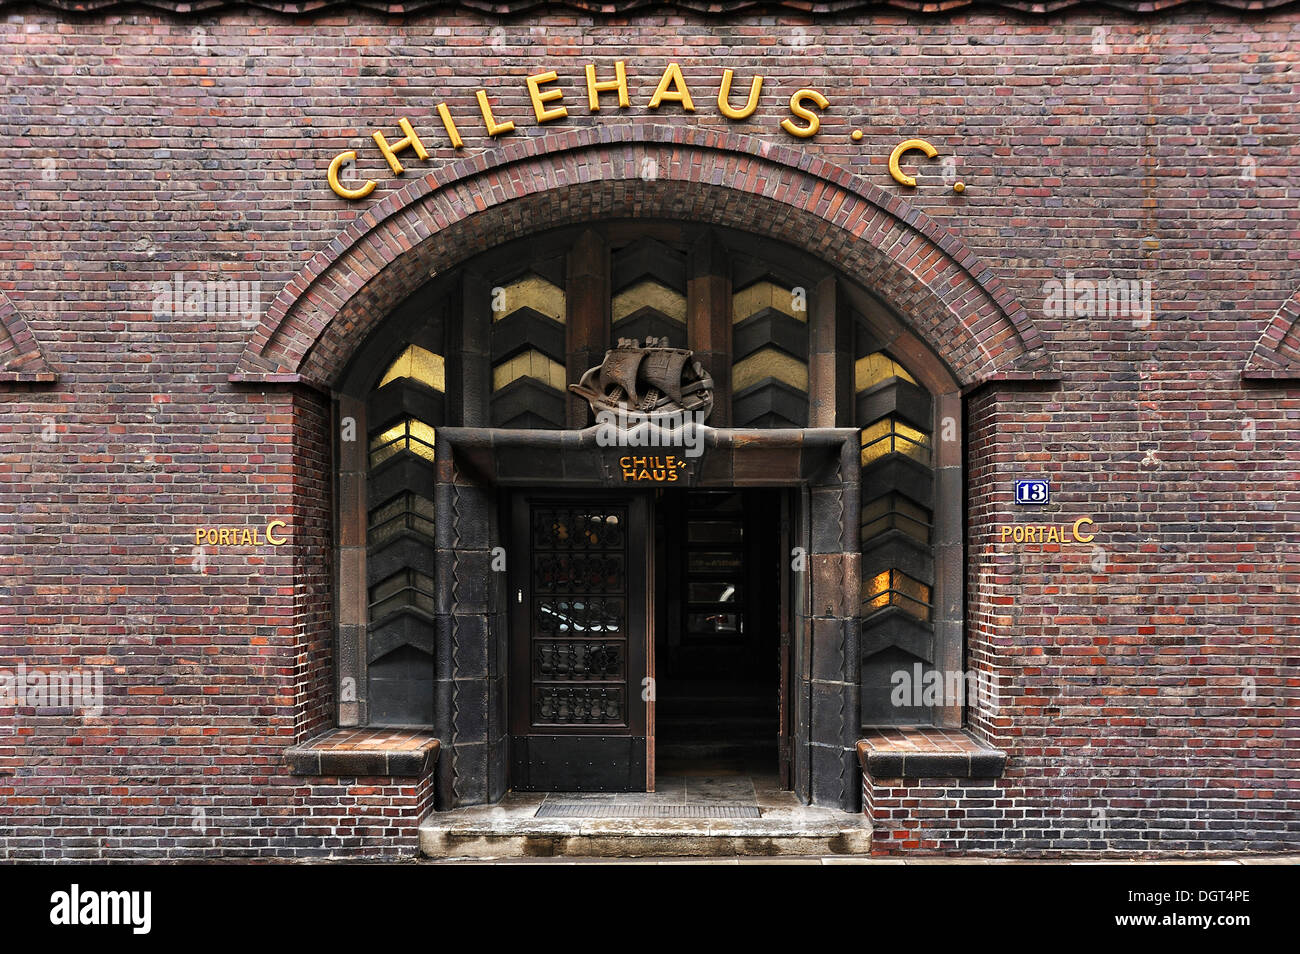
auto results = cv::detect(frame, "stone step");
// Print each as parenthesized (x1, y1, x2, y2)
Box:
(419, 800, 872, 859)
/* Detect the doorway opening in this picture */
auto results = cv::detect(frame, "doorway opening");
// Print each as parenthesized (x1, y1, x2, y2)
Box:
(654, 489, 788, 786)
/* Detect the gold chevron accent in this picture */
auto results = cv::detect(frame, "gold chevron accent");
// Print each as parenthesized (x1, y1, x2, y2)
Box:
(612, 279, 687, 325)
(492, 349, 566, 392)
(494, 274, 565, 323)
(855, 352, 917, 391)
(731, 347, 808, 393)
(863, 569, 931, 622)
(378, 345, 446, 392)
(369, 418, 437, 468)
(859, 417, 930, 466)
(733, 280, 804, 323)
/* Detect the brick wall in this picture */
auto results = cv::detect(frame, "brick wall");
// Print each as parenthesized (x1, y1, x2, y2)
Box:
(1, 9, 1297, 857)
(864, 768, 1296, 855)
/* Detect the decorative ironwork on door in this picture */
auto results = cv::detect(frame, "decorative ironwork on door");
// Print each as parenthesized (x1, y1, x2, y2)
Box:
(511, 494, 649, 792)
(530, 507, 628, 727)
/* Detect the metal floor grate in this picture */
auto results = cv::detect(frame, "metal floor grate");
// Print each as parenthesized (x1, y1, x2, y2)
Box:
(536, 803, 761, 819)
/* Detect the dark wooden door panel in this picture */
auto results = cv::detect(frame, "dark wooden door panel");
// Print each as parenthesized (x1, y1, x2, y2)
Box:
(510, 492, 649, 791)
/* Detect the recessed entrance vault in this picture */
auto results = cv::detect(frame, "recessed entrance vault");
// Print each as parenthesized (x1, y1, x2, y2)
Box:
(265, 135, 1055, 813)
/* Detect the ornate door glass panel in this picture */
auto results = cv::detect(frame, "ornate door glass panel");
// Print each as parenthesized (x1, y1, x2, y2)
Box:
(510, 494, 649, 792)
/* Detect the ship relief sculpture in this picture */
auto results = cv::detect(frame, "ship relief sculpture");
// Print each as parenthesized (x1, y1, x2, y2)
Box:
(569, 337, 715, 424)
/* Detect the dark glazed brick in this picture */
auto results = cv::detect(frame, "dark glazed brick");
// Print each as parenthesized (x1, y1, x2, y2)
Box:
(901, 753, 970, 778)
(969, 752, 1008, 778)
(866, 753, 904, 779)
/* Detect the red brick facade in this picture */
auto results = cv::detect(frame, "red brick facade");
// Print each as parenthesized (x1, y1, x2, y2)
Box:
(1, 8, 1297, 858)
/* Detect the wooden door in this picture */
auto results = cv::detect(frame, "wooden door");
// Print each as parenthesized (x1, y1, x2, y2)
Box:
(509, 492, 650, 791)
(777, 490, 793, 788)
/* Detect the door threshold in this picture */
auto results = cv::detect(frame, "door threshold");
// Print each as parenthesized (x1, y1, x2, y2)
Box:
(418, 791, 871, 859)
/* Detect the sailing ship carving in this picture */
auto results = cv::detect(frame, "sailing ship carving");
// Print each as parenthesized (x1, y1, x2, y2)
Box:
(570, 338, 715, 422)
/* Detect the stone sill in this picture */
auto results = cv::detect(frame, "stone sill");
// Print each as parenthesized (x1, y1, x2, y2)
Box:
(857, 727, 1006, 780)
(287, 727, 440, 778)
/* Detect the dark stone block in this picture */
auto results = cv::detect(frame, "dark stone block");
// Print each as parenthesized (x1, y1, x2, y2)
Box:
(490, 308, 566, 363)
(855, 378, 932, 432)
(696, 443, 732, 484)
(366, 531, 436, 585)
(451, 613, 489, 678)
(810, 745, 853, 809)
(800, 441, 844, 484)
(562, 445, 609, 482)
(732, 378, 809, 429)
(861, 646, 932, 726)
(450, 742, 490, 805)
(809, 485, 845, 553)
(902, 753, 970, 778)
(490, 377, 566, 430)
(452, 677, 490, 744)
(860, 529, 935, 584)
(368, 644, 435, 726)
(612, 309, 682, 349)
(451, 484, 493, 548)
(337, 473, 367, 548)
(969, 752, 1008, 778)
(386, 740, 439, 778)
(337, 624, 361, 684)
(488, 674, 508, 741)
(487, 736, 510, 802)
(286, 749, 321, 776)
(318, 750, 388, 777)
(860, 610, 934, 664)
(809, 553, 850, 618)
(452, 551, 492, 609)
(484, 613, 500, 674)
(368, 453, 437, 509)
(434, 484, 455, 545)
(865, 752, 904, 779)
(810, 617, 847, 682)
(433, 677, 454, 737)
(434, 549, 456, 615)
(732, 308, 809, 363)
(858, 455, 933, 510)
(733, 443, 803, 484)
(367, 379, 445, 433)
(434, 614, 454, 677)
(494, 440, 565, 481)
(434, 749, 456, 811)
(810, 680, 851, 747)
(367, 610, 436, 662)
(612, 235, 687, 292)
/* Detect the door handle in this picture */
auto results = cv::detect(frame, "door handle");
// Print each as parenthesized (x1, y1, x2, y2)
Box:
(516, 588, 523, 604)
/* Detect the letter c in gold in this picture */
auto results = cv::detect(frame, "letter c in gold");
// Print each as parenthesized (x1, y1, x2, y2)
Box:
(328, 151, 377, 201)
(888, 139, 939, 188)
(266, 519, 288, 546)
(1072, 517, 1095, 544)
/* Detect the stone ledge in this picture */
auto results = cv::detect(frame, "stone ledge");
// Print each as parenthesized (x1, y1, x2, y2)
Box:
(857, 727, 1006, 780)
(286, 727, 440, 778)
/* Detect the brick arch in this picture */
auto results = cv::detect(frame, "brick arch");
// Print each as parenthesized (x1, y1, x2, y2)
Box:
(1243, 285, 1300, 381)
(0, 289, 57, 384)
(231, 125, 1056, 391)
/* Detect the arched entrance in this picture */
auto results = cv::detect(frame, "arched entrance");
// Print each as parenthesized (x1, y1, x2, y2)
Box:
(239, 130, 1055, 812)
